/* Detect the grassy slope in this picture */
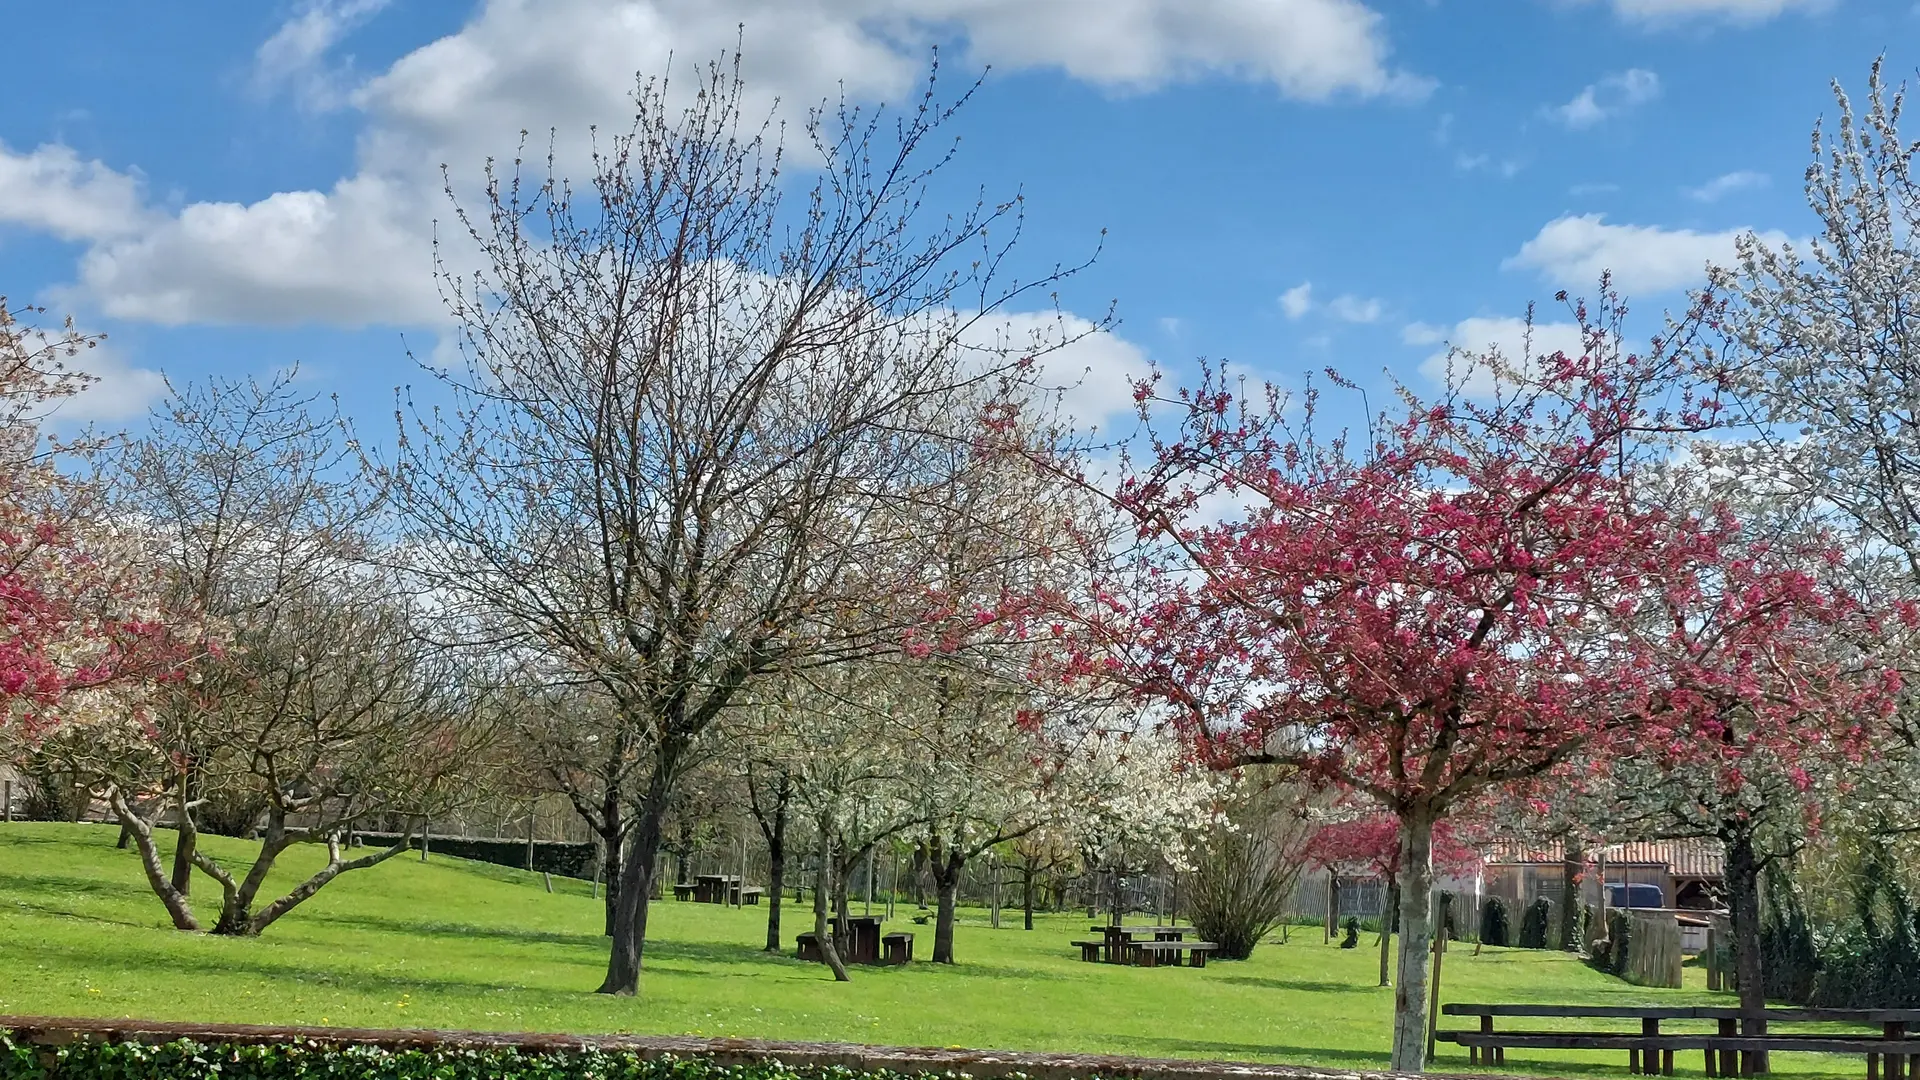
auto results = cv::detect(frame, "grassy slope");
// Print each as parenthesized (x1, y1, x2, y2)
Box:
(0, 824, 1850, 1078)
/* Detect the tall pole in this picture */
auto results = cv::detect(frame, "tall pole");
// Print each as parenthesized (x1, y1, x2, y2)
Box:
(1426, 896, 1451, 1062)
(525, 807, 537, 871)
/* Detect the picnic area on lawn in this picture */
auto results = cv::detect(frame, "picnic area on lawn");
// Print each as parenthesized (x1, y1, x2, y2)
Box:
(0, 824, 1873, 1080)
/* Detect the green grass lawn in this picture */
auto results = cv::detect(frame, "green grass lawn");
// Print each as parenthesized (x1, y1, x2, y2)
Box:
(0, 824, 1858, 1078)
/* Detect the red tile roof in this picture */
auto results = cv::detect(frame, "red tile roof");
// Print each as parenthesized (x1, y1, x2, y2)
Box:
(1485, 839, 1723, 878)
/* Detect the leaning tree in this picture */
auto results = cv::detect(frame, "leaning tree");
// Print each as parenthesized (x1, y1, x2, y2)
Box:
(378, 52, 1093, 995)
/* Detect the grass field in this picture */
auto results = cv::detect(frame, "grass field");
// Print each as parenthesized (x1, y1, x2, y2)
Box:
(0, 824, 1856, 1078)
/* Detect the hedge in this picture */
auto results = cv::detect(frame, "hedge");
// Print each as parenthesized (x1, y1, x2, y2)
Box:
(1, 1038, 895, 1080)
(358, 834, 599, 880)
(0, 1021, 1405, 1080)
(1517, 898, 1554, 950)
(1478, 897, 1511, 948)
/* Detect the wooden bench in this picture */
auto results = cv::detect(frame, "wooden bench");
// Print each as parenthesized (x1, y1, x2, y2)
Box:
(1438, 1003, 1920, 1077)
(1129, 940, 1218, 968)
(883, 932, 913, 965)
(740, 887, 764, 906)
(1070, 940, 1104, 962)
(671, 883, 696, 902)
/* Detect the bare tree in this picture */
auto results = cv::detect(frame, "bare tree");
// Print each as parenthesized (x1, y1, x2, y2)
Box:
(504, 684, 646, 935)
(95, 374, 490, 935)
(379, 51, 1091, 995)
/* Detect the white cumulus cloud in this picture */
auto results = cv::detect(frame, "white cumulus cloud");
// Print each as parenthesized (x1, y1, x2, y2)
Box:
(1280, 282, 1384, 323)
(1280, 282, 1314, 319)
(1329, 294, 1384, 323)
(11, 0, 1426, 331)
(253, 0, 395, 110)
(59, 342, 168, 422)
(1416, 316, 1590, 397)
(0, 142, 150, 243)
(1685, 170, 1768, 202)
(1600, 0, 1830, 25)
(77, 174, 440, 327)
(1550, 69, 1660, 129)
(1505, 213, 1795, 295)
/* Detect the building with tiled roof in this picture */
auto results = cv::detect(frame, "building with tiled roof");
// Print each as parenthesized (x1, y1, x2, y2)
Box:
(1483, 839, 1725, 913)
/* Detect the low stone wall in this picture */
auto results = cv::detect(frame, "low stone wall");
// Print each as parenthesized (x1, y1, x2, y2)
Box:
(0, 1016, 1477, 1080)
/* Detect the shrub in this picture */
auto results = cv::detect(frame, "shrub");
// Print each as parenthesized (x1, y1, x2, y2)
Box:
(1563, 901, 1586, 953)
(1605, 909, 1634, 976)
(1518, 897, 1555, 949)
(1479, 896, 1511, 947)
(1436, 890, 1462, 941)
(1761, 870, 1820, 1004)
(1806, 851, 1920, 1008)
(0, 1037, 1007, 1080)
(1184, 798, 1310, 960)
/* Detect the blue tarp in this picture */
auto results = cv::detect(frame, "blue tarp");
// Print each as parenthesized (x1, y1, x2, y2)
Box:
(1607, 882, 1665, 908)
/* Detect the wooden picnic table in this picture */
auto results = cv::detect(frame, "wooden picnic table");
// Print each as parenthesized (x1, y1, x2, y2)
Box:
(1439, 1003, 1920, 1077)
(1096, 925, 1184, 961)
(1079, 925, 1189, 964)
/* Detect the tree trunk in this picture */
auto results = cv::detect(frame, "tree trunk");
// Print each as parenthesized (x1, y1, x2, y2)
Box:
(932, 850, 962, 964)
(989, 855, 1001, 929)
(1326, 870, 1338, 943)
(813, 827, 849, 981)
(1022, 858, 1036, 931)
(1561, 842, 1584, 951)
(216, 830, 413, 935)
(598, 762, 673, 996)
(1379, 876, 1398, 987)
(170, 826, 194, 897)
(834, 843, 853, 935)
(601, 816, 623, 938)
(765, 848, 786, 952)
(912, 845, 928, 908)
(1389, 807, 1437, 1073)
(107, 787, 199, 931)
(168, 774, 195, 898)
(1725, 826, 1768, 1074)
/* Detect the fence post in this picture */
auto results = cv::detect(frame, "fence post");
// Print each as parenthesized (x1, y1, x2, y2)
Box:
(1427, 894, 1451, 1062)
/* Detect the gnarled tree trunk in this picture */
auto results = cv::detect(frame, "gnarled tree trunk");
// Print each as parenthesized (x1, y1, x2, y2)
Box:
(813, 826, 849, 981)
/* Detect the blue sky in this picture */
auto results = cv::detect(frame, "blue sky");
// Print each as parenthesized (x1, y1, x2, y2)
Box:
(2, 0, 1914, 437)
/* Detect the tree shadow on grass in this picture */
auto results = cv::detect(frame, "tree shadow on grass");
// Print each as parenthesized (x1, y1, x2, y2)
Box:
(307, 912, 610, 951)
(5, 935, 593, 1000)
(1209, 974, 1381, 995)
(0, 869, 133, 897)
(1103, 1035, 1389, 1067)
(2, 897, 162, 931)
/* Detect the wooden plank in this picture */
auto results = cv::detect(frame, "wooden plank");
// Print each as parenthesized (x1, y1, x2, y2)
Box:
(1439, 1034, 1920, 1055)
(1443, 1003, 1920, 1023)
(1442, 1004, 1707, 1019)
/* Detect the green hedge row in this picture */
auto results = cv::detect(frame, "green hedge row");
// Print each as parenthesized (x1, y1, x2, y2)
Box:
(0, 1038, 991, 1080)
